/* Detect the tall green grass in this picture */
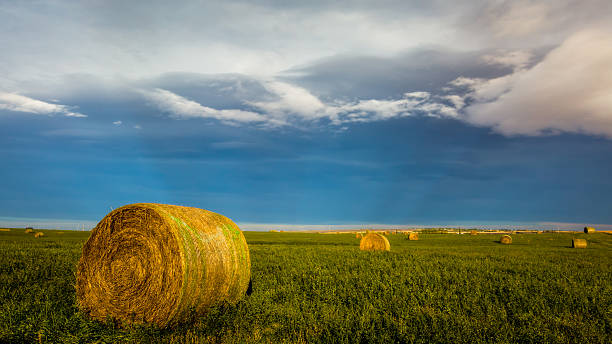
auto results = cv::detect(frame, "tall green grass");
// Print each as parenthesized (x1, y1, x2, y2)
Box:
(1, 229, 610, 343)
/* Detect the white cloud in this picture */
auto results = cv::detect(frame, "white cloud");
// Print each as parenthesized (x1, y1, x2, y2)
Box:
(0, 92, 86, 117)
(250, 81, 326, 121)
(482, 50, 532, 70)
(140, 88, 265, 123)
(141, 82, 464, 127)
(461, 28, 612, 137)
(113, 120, 122, 125)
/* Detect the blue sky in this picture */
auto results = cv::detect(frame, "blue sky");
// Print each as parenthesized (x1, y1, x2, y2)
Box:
(1, 1, 611, 229)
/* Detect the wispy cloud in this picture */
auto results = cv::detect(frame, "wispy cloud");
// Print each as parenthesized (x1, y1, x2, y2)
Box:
(140, 88, 265, 124)
(141, 82, 462, 127)
(0, 92, 86, 117)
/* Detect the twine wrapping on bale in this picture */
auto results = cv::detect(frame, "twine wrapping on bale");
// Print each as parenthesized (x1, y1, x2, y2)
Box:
(572, 238, 587, 248)
(500, 235, 512, 244)
(359, 233, 390, 251)
(34, 232, 44, 238)
(584, 226, 596, 234)
(408, 232, 419, 241)
(75, 203, 251, 327)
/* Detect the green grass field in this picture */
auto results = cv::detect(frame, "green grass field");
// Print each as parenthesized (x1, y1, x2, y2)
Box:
(1, 229, 610, 343)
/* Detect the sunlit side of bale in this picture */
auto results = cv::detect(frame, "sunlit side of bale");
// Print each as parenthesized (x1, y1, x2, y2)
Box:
(500, 235, 512, 244)
(75, 203, 251, 327)
(359, 233, 390, 251)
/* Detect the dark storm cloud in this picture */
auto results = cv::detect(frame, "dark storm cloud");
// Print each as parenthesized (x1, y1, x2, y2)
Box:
(282, 48, 521, 100)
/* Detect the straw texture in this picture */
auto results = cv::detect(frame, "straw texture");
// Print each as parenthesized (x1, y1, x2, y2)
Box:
(359, 233, 390, 251)
(500, 235, 512, 244)
(75, 203, 251, 327)
(572, 238, 587, 248)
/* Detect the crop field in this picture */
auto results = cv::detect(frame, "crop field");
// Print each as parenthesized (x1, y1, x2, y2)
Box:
(1, 229, 611, 343)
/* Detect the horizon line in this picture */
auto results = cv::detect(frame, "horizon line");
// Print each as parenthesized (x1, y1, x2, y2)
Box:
(1, 216, 611, 231)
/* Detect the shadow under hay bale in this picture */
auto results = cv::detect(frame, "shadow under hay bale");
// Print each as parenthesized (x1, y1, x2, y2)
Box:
(408, 232, 419, 241)
(359, 233, 390, 251)
(76, 203, 251, 327)
(584, 226, 596, 234)
(34, 232, 44, 238)
(500, 235, 512, 245)
(572, 238, 587, 248)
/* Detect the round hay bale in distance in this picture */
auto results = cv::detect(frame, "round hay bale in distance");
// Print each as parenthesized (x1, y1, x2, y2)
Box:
(24, 228, 34, 234)
(408, 232, 419, 241)
(572, 238, 587, 248)
(34, 232, 44, 238)
(359, 233, 390, 251)
(500, 235, 512, 244)
(469, 230, 478, 235)
(75, 203, 251, 327)
(584, 226, 595, 234)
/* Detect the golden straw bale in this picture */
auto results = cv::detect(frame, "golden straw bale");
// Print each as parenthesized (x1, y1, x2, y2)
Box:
(500, 235, 512, 244)
(75, 203, 251, 327)
(0, 228, 10, 232)
(359, 233, 390, 251)
(408, 232, 419, 241)
(583, 226, 596, 234)
(24, 228, 34, 234)
(572, 238, 587, 248)
(34, 232, 44, 238)
(470, 230, 478, 235)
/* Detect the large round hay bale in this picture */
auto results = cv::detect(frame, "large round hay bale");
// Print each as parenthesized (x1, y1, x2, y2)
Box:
(359, 233, 390, 251)
(75, 203, 251, 327)
(469, 230, 478, 235)
(34, 232, 44, 238)
(408, 232, 419, 241)
(572, 238, 587, 248)
(500, 235, 512, 244)
(584, 226, 595, 234)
